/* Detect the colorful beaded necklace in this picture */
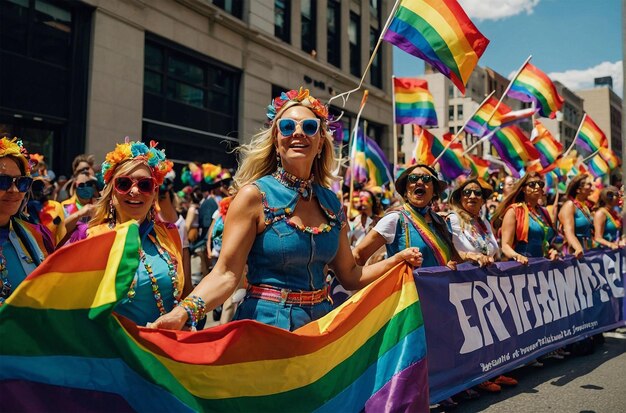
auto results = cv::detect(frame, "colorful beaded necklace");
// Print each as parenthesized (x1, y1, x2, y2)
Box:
(465, 217, 491, 255)
(272, 167, 314, 200)
(127, 234, 179, 315)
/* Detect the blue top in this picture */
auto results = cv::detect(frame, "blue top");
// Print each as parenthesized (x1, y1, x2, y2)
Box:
(234, 175, 344, 331)
(114, 221, 176, 326)
(574, 205, 593, 249)
(601, 210, 620, 242)
(515, 212, 555, 258)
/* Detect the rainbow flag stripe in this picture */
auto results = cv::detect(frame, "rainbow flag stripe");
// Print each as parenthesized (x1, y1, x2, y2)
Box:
(383, 0, 489, 94)
(467, 154, 490, 179)
(533, 120, 562, 168)
(413, 126, 467, 180)
(394, 77, 438, 126)
(0, 222, 429, 412)
(588, 153, 610, 178)
(507, 62, 564, 118)
(464, 97, 535, 137)
(402, 204, 451, 266)
(598, 147, 620, 169)
(351, 129, 393, 187)
(575, 115, 608, 154)
(492, 125, 540, 177)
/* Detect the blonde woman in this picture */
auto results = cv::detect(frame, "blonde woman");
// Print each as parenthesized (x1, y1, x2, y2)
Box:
(151, 88, 421, 331)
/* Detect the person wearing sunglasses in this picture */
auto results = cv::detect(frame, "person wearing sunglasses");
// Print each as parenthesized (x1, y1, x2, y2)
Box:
(558, 174, 594, 259)
(150, 88, 421, 332)
(0, 138, 54, 305)
(67, 139, 191, 327)
(492, 172, 559, 264)
(353, 164, 459, 270)
(593, 186, 624, 249)
(60, 173, 100, 242)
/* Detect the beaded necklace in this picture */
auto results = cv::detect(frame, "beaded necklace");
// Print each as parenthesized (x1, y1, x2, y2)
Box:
(272, 167, 314, 199)
(464, 216, 491, 255)
(0, 246, 10, 306)
(127, 234, 179, 315)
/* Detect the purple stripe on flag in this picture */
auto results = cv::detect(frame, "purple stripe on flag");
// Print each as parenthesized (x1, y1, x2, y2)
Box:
(396, 116, 437, 125)
(383, 30, 452, 78)
(364, 357, 430, 413)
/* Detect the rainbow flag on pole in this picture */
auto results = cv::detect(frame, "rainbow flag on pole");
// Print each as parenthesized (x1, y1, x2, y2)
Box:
(393, 77, 438, 126)
(598, 147, 620, 169)
(413, 126, 467, 180)
(350, 129, 394, 187)
(532, 120, 563, 168)
(0, 222, 429, 412)
(588, 153, 610, 178)
(492, 125, 540, 177)
(507, 62, 564, 118)
(575, 114, 608, 154)
(464, 97, 535, 137)
(383, 0, 489, 94)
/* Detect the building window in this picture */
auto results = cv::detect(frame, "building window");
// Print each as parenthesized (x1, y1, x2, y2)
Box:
(349, 12, 360, 77)
(457, 104, 463, 120)
(449, 127, 455, 134)
(327, 0, 340, 67)
(301, 0, 316, 54)
(370, 0, 380, 21)
(274, 0, 290, 43)
(448, 85, 454, 98)
(370, 28, 382, 88)
(212, 0, 243, 19)
(448, 106, 454, 121)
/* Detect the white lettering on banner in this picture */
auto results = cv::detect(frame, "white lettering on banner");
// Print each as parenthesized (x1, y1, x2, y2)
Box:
(450, 251, 624, 355)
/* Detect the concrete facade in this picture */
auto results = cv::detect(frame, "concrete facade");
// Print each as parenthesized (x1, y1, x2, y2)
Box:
(576, 86, 623, 157)
(79, 0, 394, 164)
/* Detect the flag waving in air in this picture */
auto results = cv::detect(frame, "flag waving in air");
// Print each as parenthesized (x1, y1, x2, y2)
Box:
(507, 62, 564, 118)
(575, 114, 608, 154)
(393, 77, 438, 126)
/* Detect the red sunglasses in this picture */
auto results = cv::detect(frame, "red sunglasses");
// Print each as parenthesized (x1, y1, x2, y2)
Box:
(114, 176, 156, 195)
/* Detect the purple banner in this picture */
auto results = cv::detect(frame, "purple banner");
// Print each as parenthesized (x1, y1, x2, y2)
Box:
(414, 248, 626, 403)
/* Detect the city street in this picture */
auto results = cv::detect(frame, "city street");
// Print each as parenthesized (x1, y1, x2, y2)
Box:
(435, 331, 626, 413)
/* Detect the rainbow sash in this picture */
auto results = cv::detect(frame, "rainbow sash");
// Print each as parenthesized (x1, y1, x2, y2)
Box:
(401, 204, 451, 266)
(604, 209, 622, 231)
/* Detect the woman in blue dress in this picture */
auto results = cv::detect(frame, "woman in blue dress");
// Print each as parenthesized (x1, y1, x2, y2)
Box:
(491, 172, 559, 264)
(151, 88, 421, 331)
(593, 186, 623, 249)
(558, 174, 594, 259)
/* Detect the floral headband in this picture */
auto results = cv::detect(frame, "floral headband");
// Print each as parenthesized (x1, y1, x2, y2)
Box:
(181, 162, 232, 186)
(266, 87, 329, 121)
(102, 138, 173, 185)
(0, 137, 32, 175)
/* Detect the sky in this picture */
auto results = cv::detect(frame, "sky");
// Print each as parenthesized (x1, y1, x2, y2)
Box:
(392, 0, 623, 97)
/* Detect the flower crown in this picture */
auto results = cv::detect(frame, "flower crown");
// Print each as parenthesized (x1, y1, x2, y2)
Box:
(102, 138, 173, 185)
(266, 87, 329, 121)
(180, 162, 231, 186)
(0, 137, 31, 175)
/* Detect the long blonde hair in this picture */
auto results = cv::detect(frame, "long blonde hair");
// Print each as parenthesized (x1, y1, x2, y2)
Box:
(232, 100, 337, 194)
(89, 160, 156, 227)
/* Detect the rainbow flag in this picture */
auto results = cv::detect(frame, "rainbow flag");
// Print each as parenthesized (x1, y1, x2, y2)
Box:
(464, 97, 535, 137)
(350, 129, 393, 187)
(467, 154, 490, 179)
(394, 77, 438, 126)
(492, 125, 540, 177)
(507, 62, 564, 118)
(413, 126, 467, 180)
(383, 0, 489, 94)
(588, 153, 610, 178)
(598, 147, 620, 169)
(532, 120, 562, 168)
(0, 222, 429, 412)
(575, 115, 608, 154)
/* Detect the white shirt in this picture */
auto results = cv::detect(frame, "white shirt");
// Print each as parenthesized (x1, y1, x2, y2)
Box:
(373, 212, 402, 244)
(446, 212, 499, 258)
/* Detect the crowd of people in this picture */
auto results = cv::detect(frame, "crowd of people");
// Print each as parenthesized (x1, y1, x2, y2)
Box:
(1, 87, 623, 407)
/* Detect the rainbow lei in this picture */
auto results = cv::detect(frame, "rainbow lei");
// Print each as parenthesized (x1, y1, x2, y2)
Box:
(0, 137, 31, 175)
(401, 203, 451, 266)
(266, 87, 328, 120)
(102, 138, 173, 185)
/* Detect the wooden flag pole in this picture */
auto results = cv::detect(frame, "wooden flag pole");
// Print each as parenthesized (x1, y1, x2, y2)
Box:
(391, 75, 399, 172)
(563, 113, 587, 158)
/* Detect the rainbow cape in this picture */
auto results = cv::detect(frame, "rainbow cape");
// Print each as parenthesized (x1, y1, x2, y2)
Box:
(532, 120, 563, 168)
(383, 0, 489, 94)
(492, 125, 540, 177)
(394, 77, 438, 126)
(507, 62, 564, 118)
(0, 221, 429, 412)
(575, 115, 608, 154)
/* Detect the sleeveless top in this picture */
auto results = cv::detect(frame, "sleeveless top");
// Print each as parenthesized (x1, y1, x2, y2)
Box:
(573, 204, 593, 249)
(515, 212, 556, 258)
(601, 208, 621, 242)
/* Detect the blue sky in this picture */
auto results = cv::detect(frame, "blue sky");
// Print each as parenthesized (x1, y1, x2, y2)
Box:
(393, 0, 623, 95)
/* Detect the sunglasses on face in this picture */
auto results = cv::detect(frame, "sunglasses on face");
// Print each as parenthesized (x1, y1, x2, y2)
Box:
(526, 181, 545, 189)
(407, 174, 433, 184)
(462, 188, 483, 197)
(277, 118, 321, 137)
(0, 174, 33, 192)
(607, 192, 617, 199)
(114, 176, 156, 195)
(77, 181, 97, 189)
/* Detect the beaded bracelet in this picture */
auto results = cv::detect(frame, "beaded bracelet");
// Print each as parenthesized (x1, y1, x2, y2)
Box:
(178, 295, 207, 331)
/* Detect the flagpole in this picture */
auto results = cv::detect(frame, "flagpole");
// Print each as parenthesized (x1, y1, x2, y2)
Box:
(430, 90, 496, 166)
(328, 0, 402, 107)
(582, 149, 600, 163)
(391, 75, 399, 172)
(462, 127, 499, 156)
(348, 91, 370, 218)
(563, 113, 587, 157)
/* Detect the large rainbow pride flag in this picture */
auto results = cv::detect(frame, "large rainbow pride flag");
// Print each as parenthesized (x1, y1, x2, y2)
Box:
(383, 0, 489, 94)
(575, 114, 608, 154)
(0, 222, 429, 412)
(393, 77, 438, 126)
(507, 62, 563, 119)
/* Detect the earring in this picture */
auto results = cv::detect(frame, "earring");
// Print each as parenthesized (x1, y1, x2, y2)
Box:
(317, 152, 322, 159)
(276, 152, 282, 168)
(148, 205, 156, 222)
(108, 200, 116, 227)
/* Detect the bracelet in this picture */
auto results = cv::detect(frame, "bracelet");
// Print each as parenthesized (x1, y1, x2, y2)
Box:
(178, 295, 207, 331)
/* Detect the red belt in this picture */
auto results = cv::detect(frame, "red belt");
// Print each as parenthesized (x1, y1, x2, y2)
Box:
(247, 284, 330, 305)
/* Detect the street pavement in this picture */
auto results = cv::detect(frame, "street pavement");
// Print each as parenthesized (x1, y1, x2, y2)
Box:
(435, 331, 626, 413)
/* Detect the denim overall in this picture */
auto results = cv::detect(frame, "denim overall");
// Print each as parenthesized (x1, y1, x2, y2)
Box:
(233, 175, 343, 331)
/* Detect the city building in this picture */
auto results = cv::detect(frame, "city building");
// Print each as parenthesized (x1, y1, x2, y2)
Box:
(576, 81, 623, 157)
(1, 0, 394, 177)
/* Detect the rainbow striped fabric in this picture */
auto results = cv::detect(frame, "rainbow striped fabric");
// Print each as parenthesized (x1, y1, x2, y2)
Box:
(350, 129, 394, 187)
(507, 62, 564, 119)
(598, 147, 620, 169)
(464, 98, 535, 137)
(394, 77, 438, 126)
(413, 126, 467, 180)
(532, 120, 563, 168)
(588, 153, 610, 178)
(492, 125, 540, 177)
(383, 0, 489, 94)
(467, 154, 490, 179)
(0, 221, 429, 412)
(575, 115, 608, 154)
